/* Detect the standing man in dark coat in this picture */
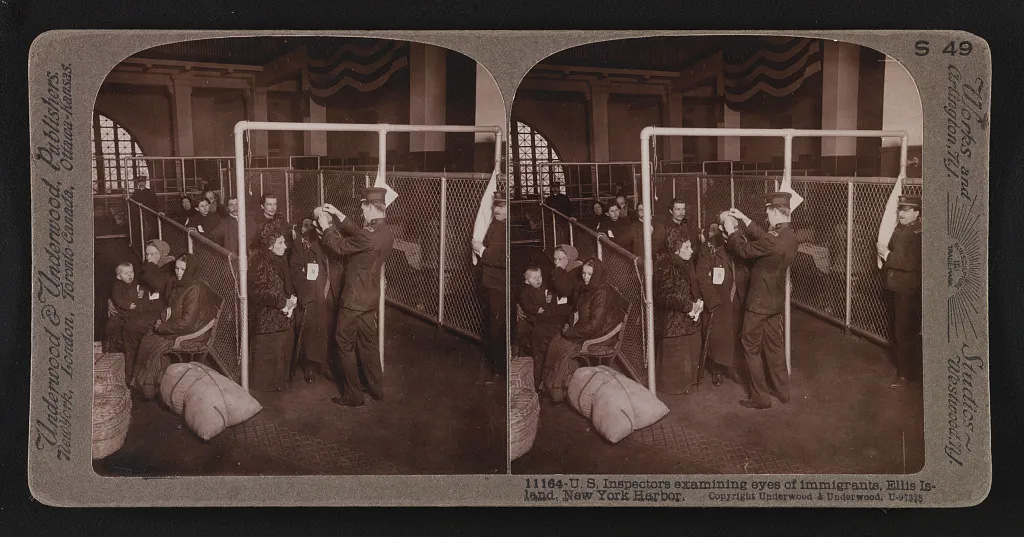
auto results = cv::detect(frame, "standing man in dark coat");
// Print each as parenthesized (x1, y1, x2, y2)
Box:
(544, 181, 573, 217)
(130, 178, 160, 242)
(318, 188, 395, 407)
(878, 194, 922, 389)
(473, 191, 507, 382)
(291, 214, 345, 383)
(696, 214, 749, 387)
(651, 198, 698, 257)
(248, 192, 292, 252)
(222, 196, 241, 255)
(724, 192, 798, 409)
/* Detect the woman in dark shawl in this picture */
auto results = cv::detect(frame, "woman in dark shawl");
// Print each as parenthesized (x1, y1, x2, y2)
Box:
(653, 227, 704, 395)
(596, 204, 634, 252)
(542, 257, 622, 402)
(583, 201, 607, 230)
(118, 239, 176, 384)
(174, 195, 198, 226)
(527, 244, 583, 386)
(132, 253, 217, 399)
(247, 223, 297, 391)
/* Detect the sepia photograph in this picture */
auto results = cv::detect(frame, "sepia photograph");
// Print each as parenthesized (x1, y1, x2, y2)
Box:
(88, 36, 508, 476)
(508, 36, 925, 475)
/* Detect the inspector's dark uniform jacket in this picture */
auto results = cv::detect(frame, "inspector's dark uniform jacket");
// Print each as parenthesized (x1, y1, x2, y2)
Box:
(727, 204, 799, 407)
(883, 218, 922, 294)
(729, 221, 797, 315)
(322, 217, 394, 312)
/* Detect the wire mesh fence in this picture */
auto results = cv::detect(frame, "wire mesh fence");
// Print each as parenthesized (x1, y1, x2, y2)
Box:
(127, 199, 243, 384)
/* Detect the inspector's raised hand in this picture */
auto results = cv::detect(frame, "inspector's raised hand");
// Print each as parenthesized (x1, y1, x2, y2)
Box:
(728, 208, 750, 225)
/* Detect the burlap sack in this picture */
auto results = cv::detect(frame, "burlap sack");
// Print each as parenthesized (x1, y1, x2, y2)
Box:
(567, 365, 669, 444)
(160, 362, 206, 415)
(179, 363, 262, 441)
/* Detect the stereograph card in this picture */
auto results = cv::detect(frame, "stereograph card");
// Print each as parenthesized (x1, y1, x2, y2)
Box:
(27, 30, 990, 507)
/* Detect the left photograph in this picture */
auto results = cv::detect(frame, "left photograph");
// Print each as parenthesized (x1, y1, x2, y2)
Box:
(90, 37, 508, 475)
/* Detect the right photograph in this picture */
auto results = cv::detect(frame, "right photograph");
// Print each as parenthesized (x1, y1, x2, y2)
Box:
(508, 36, 924, 475)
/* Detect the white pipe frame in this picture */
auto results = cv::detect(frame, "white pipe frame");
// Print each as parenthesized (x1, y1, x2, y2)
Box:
(640, 127, 908, 396)
(234, 121, 503, 392)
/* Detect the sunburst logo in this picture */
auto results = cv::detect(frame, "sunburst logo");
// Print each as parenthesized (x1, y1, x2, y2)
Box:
(946, 192, 983, 342)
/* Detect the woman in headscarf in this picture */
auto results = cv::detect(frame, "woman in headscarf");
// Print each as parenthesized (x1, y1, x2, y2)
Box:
(654, 227, 704, 395)
(695, 214, 749, 387)
(248, 223, 298, 392)
(290, 212, 344, 383)
(542, 257, 622, 402)
(583, 201, 607, 230)
(132, 253, 218, 399)
(117, 239, 177, 385)
(174, 195, 198, 226)
(525, 244, 582, 386)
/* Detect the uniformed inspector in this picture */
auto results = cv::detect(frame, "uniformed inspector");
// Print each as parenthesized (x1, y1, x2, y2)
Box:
(723, 192, 799, 409)
(472, 190, 508, 383)
(877, 194, 922, 389)
(317, 188, 395, 407)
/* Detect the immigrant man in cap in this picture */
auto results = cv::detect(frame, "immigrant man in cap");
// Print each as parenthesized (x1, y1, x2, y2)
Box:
(722, 192, 799, 409)
(317, 187, 395, 407)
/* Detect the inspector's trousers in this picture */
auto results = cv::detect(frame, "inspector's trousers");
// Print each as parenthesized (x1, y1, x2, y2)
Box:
(741, 310, 789, 405)
(890, 291, 922, 380)
(334, 307, 383, 404)
(485, 287, 507, 377)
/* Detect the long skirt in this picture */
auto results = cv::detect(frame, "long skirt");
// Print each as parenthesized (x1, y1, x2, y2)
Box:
(705, 300, 743, 369)
(542, 334, 584, 403)
(657, 332, 702, 394)
(250, 330, 294, 392)
(132, 332, 175, 400)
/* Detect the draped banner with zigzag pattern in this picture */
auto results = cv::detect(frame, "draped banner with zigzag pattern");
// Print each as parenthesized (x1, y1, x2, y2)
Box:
(305, 40, 409, 104)
(723, 37, 822, 111)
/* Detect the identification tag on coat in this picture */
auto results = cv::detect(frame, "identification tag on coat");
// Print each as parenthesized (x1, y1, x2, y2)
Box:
(148, 292, 160, 300)
(557, 296, 568, 305)
(713, 267, 725, 285)
(607, 230, 614, 238)
(198, 225, 205, 233)
(306, 263, 319, 281)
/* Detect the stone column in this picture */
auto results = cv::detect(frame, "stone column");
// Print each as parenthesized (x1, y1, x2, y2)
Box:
(246, 88, 269, 157)
(409, 42, 447, 170)
(587, 81, 610, 162)
(170, 76, 194, 157)
(820, 40, 861, 175)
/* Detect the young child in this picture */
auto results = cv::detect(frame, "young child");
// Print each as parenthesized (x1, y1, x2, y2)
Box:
(104, 262, 142, 353)
(517, 267, 570, 387)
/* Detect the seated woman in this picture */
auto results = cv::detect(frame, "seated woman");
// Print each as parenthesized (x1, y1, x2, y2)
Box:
(248, 223, 298, 392)
(525, 244, 582, 387)
(119, 239, 176, 385)
(541, 257, 621, 402)
(132, 253, 217, 399)
(582, 201, 606, 230)
(653, 227, 704, 395)
(173, 195, 197, 226)
(596, 204, 633, 252)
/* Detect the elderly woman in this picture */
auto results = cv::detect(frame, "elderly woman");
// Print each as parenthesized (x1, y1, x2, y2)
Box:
(248, 223, 298, 391)
(696, 214, 749, 386)
(596, 204, 634, 252)
(290, 213, 344, 383)
(541, 257, 621, 402)
(654, 227, 704, 395)
(132, 253, 217, 399)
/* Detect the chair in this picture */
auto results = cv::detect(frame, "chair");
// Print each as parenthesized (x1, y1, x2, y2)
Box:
(168, 283, 224, 369)
(575, 286, 640, 382)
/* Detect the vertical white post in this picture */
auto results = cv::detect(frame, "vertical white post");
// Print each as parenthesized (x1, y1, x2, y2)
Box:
(138, 204, 145, 257)
(569, 220, 574, 246)
(157, 216, 163, 240)
(318, 170, 325, 205)
(640, 131, 657, 395)
(597, 239, 603, 261)
(783, 133, 793, 375)
(730, 174, 736, 208)
(438, 175, 448, 327)
(187, 233, 194, 255)
(234, 123, 250, 392)
(551, 210, 556, 248)
(284, 171, 291, 224)
(845, 180, 854, 329)
(696, 176, 702, 227)
(378, 129, 387, 372)
(259, 171, 264, 198)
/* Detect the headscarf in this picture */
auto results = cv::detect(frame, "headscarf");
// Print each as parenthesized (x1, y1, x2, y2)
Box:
(146, 239, 174, 266)
(582, 257, 608, 289)
(172, 253, 200, 289)
(555, 244, 583, 272)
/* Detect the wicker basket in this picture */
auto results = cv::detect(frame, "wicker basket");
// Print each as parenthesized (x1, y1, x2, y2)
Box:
(92, 383, 132, 459)
(94, 352, 126, 388)
(509, 386, 540, 461)
(509, 356, 535, 392)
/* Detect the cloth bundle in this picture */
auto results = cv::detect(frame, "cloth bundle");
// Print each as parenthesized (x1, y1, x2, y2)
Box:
(160, 362, 262, 441)
(567, 366, 669, 444)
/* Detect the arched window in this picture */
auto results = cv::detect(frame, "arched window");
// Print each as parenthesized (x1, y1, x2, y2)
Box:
(92, 112, 148, 194)
(512, 120, 565, 199)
